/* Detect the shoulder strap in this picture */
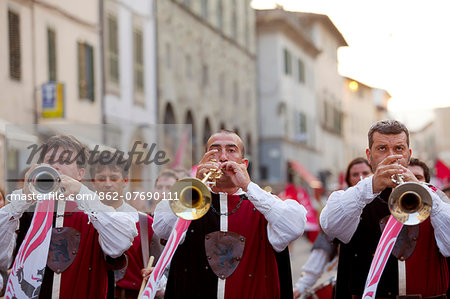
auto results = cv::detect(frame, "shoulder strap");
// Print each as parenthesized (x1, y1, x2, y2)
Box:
(138, 212, 149, 268)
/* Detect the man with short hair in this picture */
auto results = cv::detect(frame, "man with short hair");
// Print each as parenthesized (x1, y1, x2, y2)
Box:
(408, 157, 431, 183)
(151, 169, 179, 215)
(153, 130, 307, 299)
(320, 120, 450, 298)
(90, 150, 162, 299)
(0, 135, 137, 298)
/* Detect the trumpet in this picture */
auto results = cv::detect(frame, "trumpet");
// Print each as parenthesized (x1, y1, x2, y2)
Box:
(388, 174, 432, 225)
(169, 168, 222, 220)
(27, 165, 61, 194)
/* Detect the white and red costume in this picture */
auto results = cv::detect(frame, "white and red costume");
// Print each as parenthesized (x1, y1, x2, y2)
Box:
(320, 176, 450, 298)
(0, 186, 137, 299)
(153, 182, 307, 299)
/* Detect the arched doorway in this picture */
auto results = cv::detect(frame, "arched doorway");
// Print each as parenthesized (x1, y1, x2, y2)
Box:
(163, 103, 177, 160)
(185, 110, 196, 165)
(203, 118, 212, 150)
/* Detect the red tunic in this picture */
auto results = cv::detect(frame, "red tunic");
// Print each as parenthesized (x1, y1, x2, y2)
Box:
(336, 189, 449, 298)
(225, 194, 280, 299)
(58, 201, 110, 299)
(116, 214, 154, 292)
(405, 218, 449, 295)
(164, 194, 282, 299)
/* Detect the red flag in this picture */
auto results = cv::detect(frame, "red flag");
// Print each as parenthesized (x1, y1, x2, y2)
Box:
(170, 128, 190, 169)
(435, 159, 450, 180)
(279, 183, 319, 242)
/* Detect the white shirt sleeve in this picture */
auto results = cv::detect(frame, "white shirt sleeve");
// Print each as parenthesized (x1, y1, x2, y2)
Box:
(246, 182, 307, 252)
(320, 177, 450, 257)
(320, 176, 378, 243)
(0, 190, 35, 274)
(75, 185, 138, 258)
(294, 248, 329, 293)
(429, 188, 450, 257)
(152, 199, 178, 241)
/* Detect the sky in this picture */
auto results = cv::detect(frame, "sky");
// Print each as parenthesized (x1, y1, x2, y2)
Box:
(251, 0, 450, 131)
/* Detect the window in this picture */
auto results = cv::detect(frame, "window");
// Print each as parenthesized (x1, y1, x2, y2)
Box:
(323, 100, 328, 125)
(77, 41, 95, 101)
(247, 134, 252, 177)
(185, 55, 192, 78)
(283, 48, 291, 75)
(233, 81, 239, 103)
(244, 2, 249, 48)
(201, 0, 208, 19)
(203, 118, 211, 147)
(245, 90, 251, 106)
(165, 43, 171, 69)
(217, 0, 223, 29)
(133, 28, 144, 94)
(8, 10, 21, 80)
(201, 64, 208, 87)
(260, 165, 268, 180)
(299, 112, 307, 134)
(295, 112, 307, 142)
(107, 14, 119, 84)
(298, 59, 305, 83)
(232, 0, 238, 39)
(219, 72, 225, 97)
(334, 109, 343, 135)
(47, 28, 57, 81)
(185, 110, 197, 163)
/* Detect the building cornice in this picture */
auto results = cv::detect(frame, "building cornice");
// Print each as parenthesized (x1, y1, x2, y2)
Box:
(256, 9, 320, 57)
(296, 12, 348, 47)
(33, 0, 98, 31)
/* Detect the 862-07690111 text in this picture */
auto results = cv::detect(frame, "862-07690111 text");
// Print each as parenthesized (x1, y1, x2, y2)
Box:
(96, 191, 179, 201)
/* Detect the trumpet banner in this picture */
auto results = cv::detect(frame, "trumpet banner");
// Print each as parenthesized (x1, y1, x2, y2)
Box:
(6, 199, 55, 299)
(362, 215, 403, 299)
(140, 218, 191, 299)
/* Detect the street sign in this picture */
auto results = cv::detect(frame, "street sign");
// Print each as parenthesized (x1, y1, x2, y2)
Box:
(42, 82, 64, 118)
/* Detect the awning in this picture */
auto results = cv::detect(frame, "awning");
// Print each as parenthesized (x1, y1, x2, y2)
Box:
(289, 160, 323, 189)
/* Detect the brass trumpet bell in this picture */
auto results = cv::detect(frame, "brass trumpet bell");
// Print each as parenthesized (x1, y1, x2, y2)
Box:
(169, 177, 212, 220)
(388, 182, 432, 226)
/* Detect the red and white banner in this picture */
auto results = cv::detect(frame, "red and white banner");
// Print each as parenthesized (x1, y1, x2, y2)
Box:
(6, 199, 55, 299)
(140, 218, 191, 299)
(362, 215, 403, 299)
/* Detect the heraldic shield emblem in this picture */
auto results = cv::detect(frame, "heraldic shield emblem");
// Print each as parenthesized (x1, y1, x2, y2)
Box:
(204, 231, 246, 279)
(47, 227, 81, 273)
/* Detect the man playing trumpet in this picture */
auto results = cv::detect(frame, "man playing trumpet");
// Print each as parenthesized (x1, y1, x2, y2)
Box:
(0, 135, 137, 298)
(320, 120, 450, 298)
(153, 130, 307, 299)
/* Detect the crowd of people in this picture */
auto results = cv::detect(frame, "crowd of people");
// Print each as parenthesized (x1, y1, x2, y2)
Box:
(0, 120, 448, 299)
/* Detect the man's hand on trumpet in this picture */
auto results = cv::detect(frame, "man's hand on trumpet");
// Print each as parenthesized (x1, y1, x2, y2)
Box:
(372, 155, 408, 193)
(220, 160, 251, 192)
(196, 149, 222, 180)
